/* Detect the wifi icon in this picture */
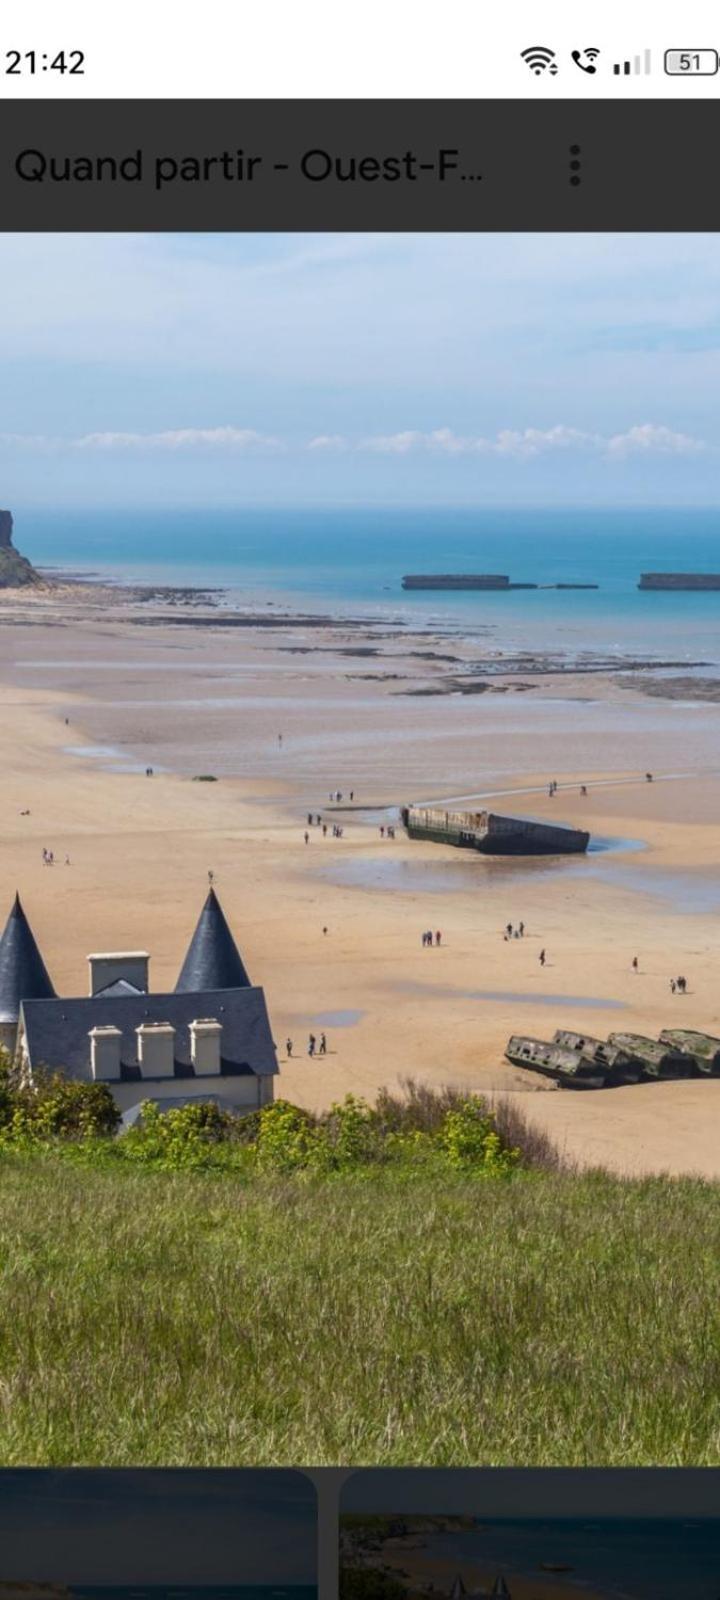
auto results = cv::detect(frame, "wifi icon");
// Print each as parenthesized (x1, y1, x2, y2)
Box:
(521, 45, 558, 76)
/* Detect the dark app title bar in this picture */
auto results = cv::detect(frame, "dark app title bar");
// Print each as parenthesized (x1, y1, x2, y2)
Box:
(0, 99, 716, 229)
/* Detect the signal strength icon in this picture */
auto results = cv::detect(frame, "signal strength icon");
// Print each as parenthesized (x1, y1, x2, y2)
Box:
(521, 46, 558, 76)
(613, 49, 652, 75)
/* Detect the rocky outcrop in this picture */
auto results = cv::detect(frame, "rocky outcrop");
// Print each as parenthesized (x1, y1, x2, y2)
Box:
(0, 510, 42, 587)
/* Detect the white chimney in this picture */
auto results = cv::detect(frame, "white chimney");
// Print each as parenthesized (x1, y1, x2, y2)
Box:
(89, 1024, 123, 1081)
(88, 951, 149, 997)
(136, 1022, 175, 1078)
(190, 1017, 222, 1076)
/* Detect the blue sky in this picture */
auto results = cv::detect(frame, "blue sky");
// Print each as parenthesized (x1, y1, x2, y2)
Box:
(2, 232, 720, 507)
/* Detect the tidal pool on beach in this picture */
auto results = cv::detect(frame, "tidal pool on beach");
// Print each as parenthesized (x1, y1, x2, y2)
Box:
(64, 743, 165, 774)
(319, 833, 644, 894)
(392, 980, 626, 1011)
(320, 842, 720, 914)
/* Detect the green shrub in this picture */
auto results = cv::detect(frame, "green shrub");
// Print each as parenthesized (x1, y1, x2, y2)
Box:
(339, 1572, 407, 1600)
(322, 1094, 383, 1169)
(253, 1099, 320, 1173)
(0, 1070, 120, 1144)
(117, 1101, 245, 1171)
(0, 1070, 524, 1181)
(440, 1096, 519, 1174)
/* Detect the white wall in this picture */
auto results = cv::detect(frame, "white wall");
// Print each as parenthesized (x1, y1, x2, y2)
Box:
(110, 1074, 270, 1115)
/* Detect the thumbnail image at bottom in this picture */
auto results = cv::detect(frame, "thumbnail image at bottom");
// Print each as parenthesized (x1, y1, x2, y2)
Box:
(338, 1476, 720, 1600)
(0, 1470, 317, 1600)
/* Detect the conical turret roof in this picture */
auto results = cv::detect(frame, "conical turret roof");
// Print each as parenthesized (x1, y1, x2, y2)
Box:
(491, 1579, 511, 1600)
(175, 888, 251, 993)
(0, 893, 55, 1023)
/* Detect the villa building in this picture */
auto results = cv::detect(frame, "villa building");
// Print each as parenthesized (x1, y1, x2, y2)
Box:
(0, 888, 277, 1121)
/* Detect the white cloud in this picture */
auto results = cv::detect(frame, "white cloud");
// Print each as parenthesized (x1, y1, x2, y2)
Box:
(72, 427, 282, 453)
(604, 422, 707, 458)
(492, 425, 600, 457)
(0, 420, 711, 465)
(360, 430, 426, 455)
(307, 434, 348, 452)
(356, 422, 709, 460)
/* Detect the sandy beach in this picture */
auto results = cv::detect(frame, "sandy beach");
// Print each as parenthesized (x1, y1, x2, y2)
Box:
(361, 1548, 615, 1600)
(1, 579, 719, 1178)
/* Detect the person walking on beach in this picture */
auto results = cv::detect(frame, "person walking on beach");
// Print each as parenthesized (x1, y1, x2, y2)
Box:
(308, 1034, 316, 1057)
(632, 956, 639, 972)
(539, 949, 546, 967)
(278, 733, 283, 746)
(519, 921, 525, 937)
(304, 831, 310, 845)
(506, 922, 513, 937)
(670, 978, 677, 994)
(322, 824, 327, 837)
(435, 930, 442, 946)
(319, 1033, 327, 1056)
(286, 1038, 293, 1058)
(677, 975, 687, 994)
(349, 791, 354, 801)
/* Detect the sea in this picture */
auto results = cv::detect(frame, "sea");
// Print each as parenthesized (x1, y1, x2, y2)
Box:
(20, 506, 720, 667)
(385, 1517, 720, 1600)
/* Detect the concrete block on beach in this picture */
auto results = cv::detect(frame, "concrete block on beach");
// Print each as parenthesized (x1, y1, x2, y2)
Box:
(402, 804, 590, 856)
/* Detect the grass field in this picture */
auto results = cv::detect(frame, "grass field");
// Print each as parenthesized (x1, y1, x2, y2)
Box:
(0, 1153, 718, 1465)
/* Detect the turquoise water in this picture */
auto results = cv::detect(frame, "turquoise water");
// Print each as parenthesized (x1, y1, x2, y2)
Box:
(21, 506, 720, 662)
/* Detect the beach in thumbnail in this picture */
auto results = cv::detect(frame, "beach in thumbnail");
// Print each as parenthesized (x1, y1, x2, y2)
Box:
(338, 1510, 720, 1600)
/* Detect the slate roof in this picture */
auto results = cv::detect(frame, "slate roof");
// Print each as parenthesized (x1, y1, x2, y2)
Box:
(94, 978, 146, 998)
(21, 986, 277, 1083)
(175, 888, 251, 993)
(0, 893, 55, 1023)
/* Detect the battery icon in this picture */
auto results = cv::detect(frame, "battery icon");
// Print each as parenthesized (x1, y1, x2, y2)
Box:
(664, 48, 718, 74)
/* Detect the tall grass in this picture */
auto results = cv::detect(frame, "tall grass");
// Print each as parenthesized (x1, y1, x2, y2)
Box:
(0, 1152, 717, 1465)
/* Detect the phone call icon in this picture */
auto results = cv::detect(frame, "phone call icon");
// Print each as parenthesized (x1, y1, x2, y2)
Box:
(572, 48, 600, 74)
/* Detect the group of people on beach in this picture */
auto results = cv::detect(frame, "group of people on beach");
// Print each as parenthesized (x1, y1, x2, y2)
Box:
(305, 811, 348, 839)
(304, 818, 345, 842)
(285, 1034, 327, 1058)
(422, 929, 442, 947)
(42, 848, 70, 866)
(378, 825, 396, 839)
(328, 789, 354, 802)
(503, 921, 525, 940)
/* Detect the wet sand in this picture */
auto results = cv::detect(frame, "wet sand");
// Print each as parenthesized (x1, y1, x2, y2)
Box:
(1, 582, 719, 1178)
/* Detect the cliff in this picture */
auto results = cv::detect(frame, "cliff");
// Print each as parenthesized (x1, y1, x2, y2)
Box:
(0, 510, 43, 587)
